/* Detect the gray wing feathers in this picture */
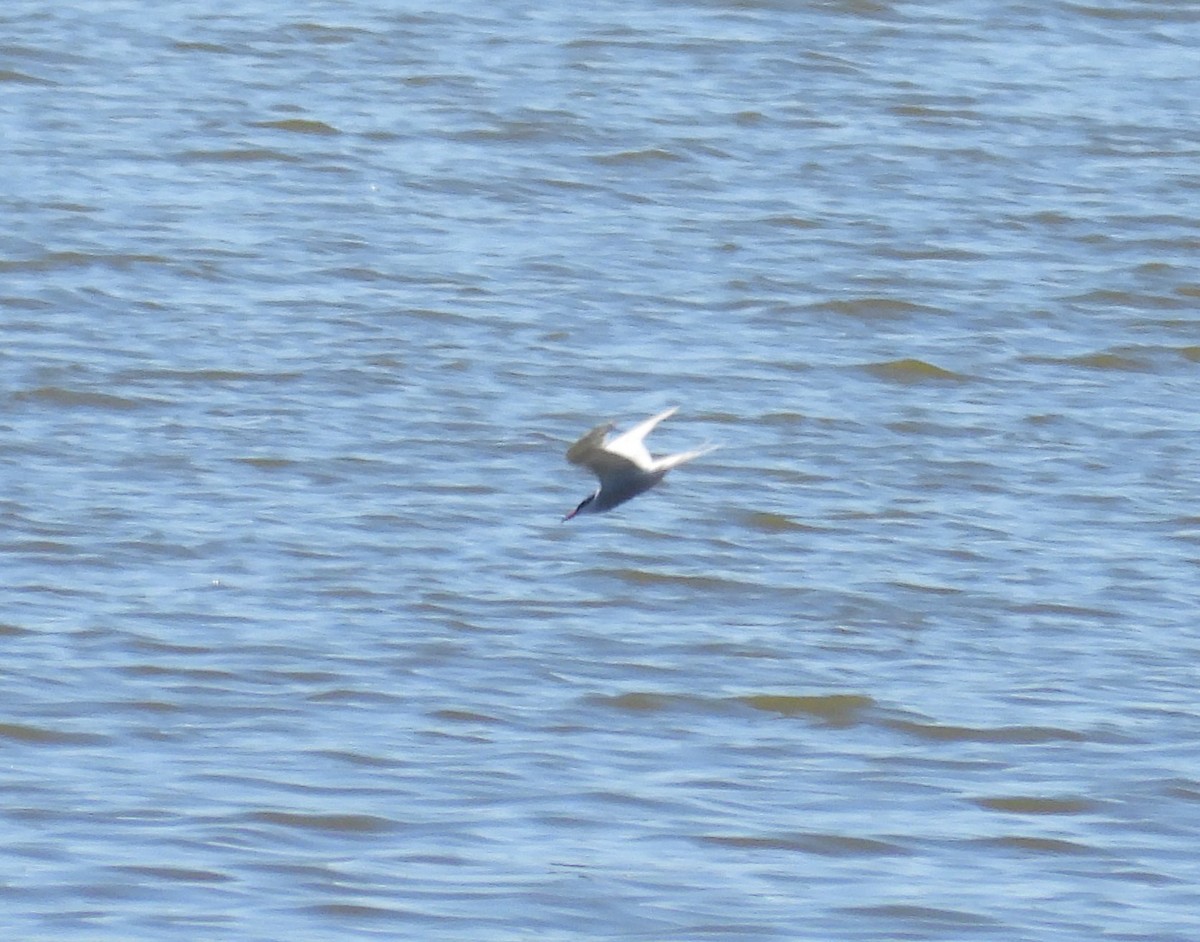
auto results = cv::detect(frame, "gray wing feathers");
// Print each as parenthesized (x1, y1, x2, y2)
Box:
(565, 422, 614, 466)
(566, 422, 640, 478)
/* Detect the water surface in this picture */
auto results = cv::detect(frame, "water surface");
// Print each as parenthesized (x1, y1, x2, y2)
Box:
(3, 1, 1199, 939)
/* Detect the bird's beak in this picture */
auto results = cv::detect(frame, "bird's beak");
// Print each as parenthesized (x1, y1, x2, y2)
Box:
(562, 509, 577, 522)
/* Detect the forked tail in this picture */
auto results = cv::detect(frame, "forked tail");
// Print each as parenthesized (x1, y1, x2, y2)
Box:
(651, 444, 719, 473)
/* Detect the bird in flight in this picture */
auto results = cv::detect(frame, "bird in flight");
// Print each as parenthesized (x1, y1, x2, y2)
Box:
(563, 407, 716, 520)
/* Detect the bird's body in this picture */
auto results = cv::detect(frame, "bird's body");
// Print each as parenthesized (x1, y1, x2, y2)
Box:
(563, 407, 715, 520)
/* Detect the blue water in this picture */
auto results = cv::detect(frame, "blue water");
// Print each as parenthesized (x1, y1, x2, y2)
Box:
(3, 1, 1200, 939)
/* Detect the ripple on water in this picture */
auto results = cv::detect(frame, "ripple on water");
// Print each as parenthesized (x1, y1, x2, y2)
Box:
(882, 718, 1095, 745)
(700, 832, 910, 857)
(860, 358, 972, 384)
(0, 722, 110, 746)
(246, 811, 402, 835)
(970, 795, 1103, 815)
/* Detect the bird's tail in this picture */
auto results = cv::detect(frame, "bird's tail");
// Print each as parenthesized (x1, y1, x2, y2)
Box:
(651, 444, 719, 473)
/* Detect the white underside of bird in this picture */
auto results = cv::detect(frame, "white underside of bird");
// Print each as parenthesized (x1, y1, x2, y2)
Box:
(563, 407, 716, 520)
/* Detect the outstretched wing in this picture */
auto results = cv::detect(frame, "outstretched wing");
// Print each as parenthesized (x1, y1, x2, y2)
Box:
(566, 422, 640, 480)
(566, 422, 612, 466)
(604, 407, 678, 468)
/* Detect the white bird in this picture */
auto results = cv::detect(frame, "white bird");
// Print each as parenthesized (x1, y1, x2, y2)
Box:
(563, 407, 716, 521)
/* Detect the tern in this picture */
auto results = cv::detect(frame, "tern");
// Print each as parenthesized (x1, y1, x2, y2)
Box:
(563, 407, 716, 521)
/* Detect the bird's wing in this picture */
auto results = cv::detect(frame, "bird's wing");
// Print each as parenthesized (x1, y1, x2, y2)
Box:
(604, 407, 678, 469)
(650, 444, 719, 473)
(566, 422, 641, 481)
(566, 422, 613, 465)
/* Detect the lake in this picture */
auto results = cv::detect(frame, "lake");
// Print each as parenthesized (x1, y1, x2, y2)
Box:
(2, 1, 1199, 939)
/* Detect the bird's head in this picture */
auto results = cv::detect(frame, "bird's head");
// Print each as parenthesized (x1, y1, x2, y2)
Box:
(563, 492, 598, 521)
